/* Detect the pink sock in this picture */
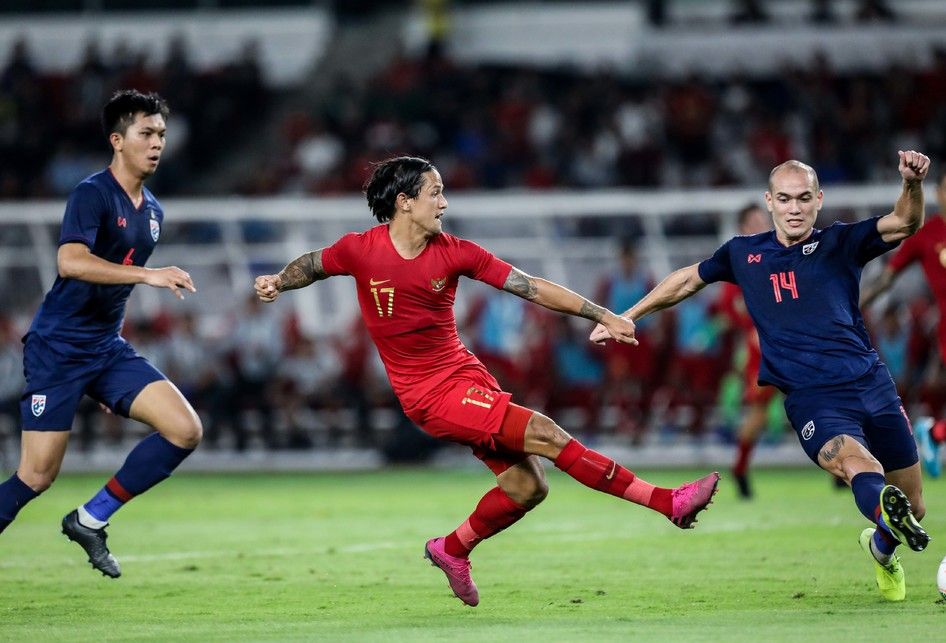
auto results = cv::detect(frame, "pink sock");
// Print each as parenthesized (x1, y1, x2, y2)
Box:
(444, 487, 529, 558)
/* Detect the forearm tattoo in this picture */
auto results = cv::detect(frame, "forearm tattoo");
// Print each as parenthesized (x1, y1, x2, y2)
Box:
(578, 300, 607, 322)
(277, 250, 326, 291)
(820, 435, 845, 462)
(503, 268, 538, 300)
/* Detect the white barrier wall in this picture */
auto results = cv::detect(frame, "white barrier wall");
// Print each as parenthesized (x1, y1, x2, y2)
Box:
(0, 8, 334, 87)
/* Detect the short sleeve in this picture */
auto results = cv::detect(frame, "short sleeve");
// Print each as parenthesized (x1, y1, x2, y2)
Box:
(886, 229, 920, 274)
(59, 182, 107, 248)
(321, 232, 361, 277)
(835, 217, 900, 266)
(698, 239, 736, 285)
(456, 238, 512, 289)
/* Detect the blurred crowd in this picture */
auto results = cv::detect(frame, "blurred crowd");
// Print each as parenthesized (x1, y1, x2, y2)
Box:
(243, 40, 946, 196)
(2, 10, 945, 199)
(0, 35, 269, 198)
(1, 237, 942, 454)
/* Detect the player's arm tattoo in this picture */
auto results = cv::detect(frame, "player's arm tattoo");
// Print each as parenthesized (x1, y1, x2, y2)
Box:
(578, 300, 607, 323)
(504, 267, 607, 321)
(820, 435, 845, 462)
(503, 268, 538, 300)
(277, 249, 327, 291)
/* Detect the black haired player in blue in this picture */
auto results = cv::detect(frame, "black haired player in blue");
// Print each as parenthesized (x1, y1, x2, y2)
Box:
(590, 151, 931, 602)
(0, 90, 202, 578)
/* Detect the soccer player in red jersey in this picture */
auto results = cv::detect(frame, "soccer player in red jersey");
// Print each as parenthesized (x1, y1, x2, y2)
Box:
(862, 168, 946, 477)
(716, 204, 777, 498)
(254, 156, 719, 607)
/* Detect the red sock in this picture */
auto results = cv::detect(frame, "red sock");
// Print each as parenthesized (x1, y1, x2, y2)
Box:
(443, 487, 529, 558)
(932, 420, 946, 444)
(733, 439, 755, 477)
(553, 439, 672, 517)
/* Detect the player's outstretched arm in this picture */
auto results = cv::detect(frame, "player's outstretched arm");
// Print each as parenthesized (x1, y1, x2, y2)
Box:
(589, 263, 706, 344)
(58, 242, 196, 299)
(255, 249, 328, 303)
(876, 150, 930, 244)
(502, 267, 637, 344)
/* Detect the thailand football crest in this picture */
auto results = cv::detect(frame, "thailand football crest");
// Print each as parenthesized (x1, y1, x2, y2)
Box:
(802, 241, 819, 255)
(801, 420, 815, 440)
(31, 394, 46, 417)
(150, 218, 160, 242)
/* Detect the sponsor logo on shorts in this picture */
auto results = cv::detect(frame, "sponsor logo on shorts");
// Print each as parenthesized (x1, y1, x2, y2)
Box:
(801, 420, 815, 440)
(31, 394, 46, 417)
(802, 241, 819, 255)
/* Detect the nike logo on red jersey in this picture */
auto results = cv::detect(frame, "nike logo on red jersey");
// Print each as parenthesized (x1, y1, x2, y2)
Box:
(369, 278, 391, 286)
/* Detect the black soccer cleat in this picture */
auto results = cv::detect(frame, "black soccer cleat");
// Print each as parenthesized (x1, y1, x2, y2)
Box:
(879, 485, 930, 552)
(61, 509, 122, 578)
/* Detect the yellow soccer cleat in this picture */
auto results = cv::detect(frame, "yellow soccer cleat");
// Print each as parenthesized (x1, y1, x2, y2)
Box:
(859, 527, 905, 602)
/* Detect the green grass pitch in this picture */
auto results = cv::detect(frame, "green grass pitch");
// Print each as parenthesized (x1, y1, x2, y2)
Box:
(1, 468, 943, 641)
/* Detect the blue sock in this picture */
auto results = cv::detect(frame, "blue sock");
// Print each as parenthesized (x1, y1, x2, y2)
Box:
(850, 471, 897, 547)
(83, 433, 194, 523)
(0, 474, 40, 534)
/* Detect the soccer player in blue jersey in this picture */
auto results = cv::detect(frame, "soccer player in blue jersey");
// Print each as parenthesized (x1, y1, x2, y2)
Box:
(591, 151, 932, 602)
(0, 90, 202, 578)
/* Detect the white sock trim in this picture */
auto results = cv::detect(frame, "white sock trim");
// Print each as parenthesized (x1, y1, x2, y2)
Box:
(77, 505, 107, 529)
(869, 533, 893, 565)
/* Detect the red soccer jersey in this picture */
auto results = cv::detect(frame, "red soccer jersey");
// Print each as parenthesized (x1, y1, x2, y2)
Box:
(321, 225, 513, 412)
(716, 282, 753, 333)
(887, 214, 946, 313)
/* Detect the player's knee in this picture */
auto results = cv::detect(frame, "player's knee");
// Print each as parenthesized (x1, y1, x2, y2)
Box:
(521, 477, 549, 508)
(179, 415, 203, 449)
(162, 413, 203, 449)
(503, 477, 548, 509)
(17, 468, 56, 493)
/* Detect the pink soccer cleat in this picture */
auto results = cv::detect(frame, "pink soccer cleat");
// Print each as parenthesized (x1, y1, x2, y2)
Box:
(424, 537, 479, 607)
(669, 472, 720, 529)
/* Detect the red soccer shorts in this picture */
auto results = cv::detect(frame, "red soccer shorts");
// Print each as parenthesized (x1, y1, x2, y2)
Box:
(405, 365, 534, 475)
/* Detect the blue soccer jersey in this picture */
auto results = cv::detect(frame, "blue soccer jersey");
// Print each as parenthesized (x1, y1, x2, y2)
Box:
(28, 169, 163, 349)
(698, 217, 898, 393)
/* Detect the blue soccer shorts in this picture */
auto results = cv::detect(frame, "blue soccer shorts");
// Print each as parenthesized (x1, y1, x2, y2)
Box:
(20, 333, 166, 431)
(783, 362, 918, 472)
